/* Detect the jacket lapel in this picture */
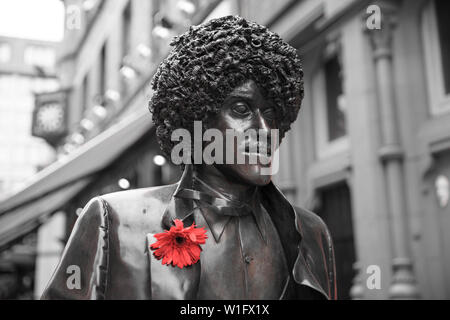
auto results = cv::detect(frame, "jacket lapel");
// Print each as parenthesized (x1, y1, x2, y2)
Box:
(146, 164, 200, 300)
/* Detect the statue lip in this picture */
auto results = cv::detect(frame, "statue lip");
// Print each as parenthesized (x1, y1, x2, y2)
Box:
(239, 142, 272, 165)
(241, 142, 272, 157)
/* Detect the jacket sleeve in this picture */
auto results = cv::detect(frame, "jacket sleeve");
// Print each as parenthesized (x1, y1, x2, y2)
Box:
(40, 197, 110, 300)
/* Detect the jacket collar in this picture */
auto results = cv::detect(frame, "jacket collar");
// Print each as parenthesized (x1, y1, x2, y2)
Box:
(156, 164, 330, 299)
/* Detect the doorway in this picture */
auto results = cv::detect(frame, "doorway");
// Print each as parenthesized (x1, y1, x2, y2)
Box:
(315, 182, 356, 300)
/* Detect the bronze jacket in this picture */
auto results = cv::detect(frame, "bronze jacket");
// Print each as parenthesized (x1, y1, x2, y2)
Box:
(41, 165, 337, 300)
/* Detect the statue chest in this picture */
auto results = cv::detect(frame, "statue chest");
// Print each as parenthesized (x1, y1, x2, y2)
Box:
(194, 206, 290, 299)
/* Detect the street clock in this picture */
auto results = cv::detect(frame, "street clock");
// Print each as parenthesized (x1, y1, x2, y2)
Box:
(32, 89, 69, 147)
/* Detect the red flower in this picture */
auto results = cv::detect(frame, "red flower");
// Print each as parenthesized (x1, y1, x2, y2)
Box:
(150, 219, 208, 268)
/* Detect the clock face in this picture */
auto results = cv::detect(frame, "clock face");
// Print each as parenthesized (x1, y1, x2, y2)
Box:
(35, 103, 64, 133)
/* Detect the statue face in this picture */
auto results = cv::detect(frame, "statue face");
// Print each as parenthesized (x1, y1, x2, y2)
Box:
(209, 79, 278, 186)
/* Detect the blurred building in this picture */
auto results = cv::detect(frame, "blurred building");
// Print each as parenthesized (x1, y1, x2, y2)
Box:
(0, 35, 60, 299)
(0, 36, 59, 198)
(0, 0, 449, 300)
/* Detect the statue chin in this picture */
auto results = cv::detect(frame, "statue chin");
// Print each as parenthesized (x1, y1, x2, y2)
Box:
(214, 162, 272, 187)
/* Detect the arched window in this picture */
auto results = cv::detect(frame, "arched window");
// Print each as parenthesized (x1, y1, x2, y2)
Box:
(422, 0, 450, 115)
(312, 40, 349, 160)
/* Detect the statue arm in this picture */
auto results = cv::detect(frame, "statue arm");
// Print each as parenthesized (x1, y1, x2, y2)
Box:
(40, 197, 110, 300)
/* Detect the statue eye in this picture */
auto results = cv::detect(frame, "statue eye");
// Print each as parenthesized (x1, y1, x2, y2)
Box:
(231, 102, 251, 116)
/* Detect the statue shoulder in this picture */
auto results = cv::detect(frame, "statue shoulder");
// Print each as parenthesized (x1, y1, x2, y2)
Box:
(292, 205, 333, 244)
(42, 184, 178, 299)
(94, 183, 178, 229)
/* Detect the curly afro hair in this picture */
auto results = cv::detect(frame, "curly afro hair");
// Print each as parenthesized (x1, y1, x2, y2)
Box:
(149, 15, 304, 157)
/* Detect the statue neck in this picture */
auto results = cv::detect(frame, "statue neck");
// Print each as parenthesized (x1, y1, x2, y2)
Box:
(192, 165, 258, 203)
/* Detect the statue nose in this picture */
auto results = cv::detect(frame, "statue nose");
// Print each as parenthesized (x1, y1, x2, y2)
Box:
(250, 111, 272, 147)
(255, 110, 270, 133)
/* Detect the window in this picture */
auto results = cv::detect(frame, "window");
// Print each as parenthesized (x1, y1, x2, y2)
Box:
(122, 2, 131, 57)
(100, 44, 106, 96)
(121, 2, 132, 96)
(82, 75, 89, 114)
(422, 0, 450, 114)
(0, 43, 11, 63)
(324, 55, 347, 141)
(312, 44, 349, 159)
(435, 1, 450, 95)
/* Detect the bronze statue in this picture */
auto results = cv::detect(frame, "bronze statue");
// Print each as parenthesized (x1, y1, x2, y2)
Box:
(41, 16, 336, 300)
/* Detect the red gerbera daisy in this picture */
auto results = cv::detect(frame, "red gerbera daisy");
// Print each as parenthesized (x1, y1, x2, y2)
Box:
(150, 219, 208, 268)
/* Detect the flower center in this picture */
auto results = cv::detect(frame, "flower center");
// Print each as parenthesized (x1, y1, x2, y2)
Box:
(175, 236, 186, 245)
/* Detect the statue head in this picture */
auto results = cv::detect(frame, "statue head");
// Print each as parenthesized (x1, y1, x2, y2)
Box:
(149, 15, 304, 186)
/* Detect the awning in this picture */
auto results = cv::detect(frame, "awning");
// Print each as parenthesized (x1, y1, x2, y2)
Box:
(0, 108, 152, 214)
(0, 108, 153, 249)
(0, 178, 91, 250)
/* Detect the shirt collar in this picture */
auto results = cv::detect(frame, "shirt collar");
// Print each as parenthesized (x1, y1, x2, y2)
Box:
(190, 176, 267, 243)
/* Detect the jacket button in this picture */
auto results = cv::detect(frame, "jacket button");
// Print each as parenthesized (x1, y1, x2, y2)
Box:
(244, 255, 252, 264)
